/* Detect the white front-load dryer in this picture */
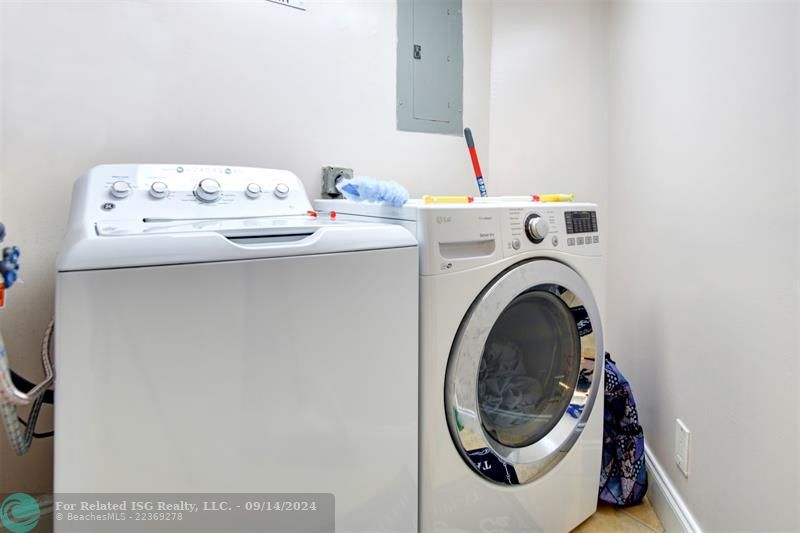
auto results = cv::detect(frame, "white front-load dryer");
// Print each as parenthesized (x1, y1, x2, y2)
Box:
(315, 199, 605, 532)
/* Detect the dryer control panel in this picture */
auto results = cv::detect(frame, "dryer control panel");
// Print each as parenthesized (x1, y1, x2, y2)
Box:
(416, 201, 601, 276)
(502, 204, 600, 258)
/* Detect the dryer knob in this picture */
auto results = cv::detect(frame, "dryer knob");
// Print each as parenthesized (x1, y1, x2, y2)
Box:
(525, 214, 549, 243)
(195, 179, 222, 203)
(273, 183, 290, 199)
(110, 181, 132, 199)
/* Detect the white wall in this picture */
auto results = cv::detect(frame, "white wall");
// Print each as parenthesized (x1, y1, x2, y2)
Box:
(488, 0, 609, 209)
(607, 1, 800, 530)
(0, 0, 493, 493)
(490, 2, 800, 530)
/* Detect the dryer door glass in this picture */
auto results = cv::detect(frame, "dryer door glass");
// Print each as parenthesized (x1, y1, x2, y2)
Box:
(445, 259, 603, 485)
(478, 290, 580, 448)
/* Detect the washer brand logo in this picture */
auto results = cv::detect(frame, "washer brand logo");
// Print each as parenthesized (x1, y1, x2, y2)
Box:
(436, 216, 452, 224)
(478, 216, 494, 221)
(1, 493, 40, 533)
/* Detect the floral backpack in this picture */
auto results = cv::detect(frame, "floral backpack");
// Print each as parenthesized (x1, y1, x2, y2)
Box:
(599, 353, 648, 506)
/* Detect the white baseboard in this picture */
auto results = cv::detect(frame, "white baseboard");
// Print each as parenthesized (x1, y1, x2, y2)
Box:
(645, 446, 702, 533)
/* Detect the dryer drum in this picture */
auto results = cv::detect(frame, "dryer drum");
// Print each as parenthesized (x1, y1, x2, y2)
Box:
(446, 259, 604, 486)
(477, 290, 581, 449)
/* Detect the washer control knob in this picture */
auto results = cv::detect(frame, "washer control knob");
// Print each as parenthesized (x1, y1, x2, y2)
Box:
(245, 183, 262, 199)
(195, 179, 222, 203)
(110, 181, 132, 199)
(525, 214, 549, 243)
(149, 181, 169, 199)
(273, 183, 290, 199)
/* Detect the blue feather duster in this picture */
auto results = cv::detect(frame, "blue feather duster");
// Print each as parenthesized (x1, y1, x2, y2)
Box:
(336, 177, 409, 207)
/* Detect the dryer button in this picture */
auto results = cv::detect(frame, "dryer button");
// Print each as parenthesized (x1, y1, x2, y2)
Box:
(511, 239, 521, 250)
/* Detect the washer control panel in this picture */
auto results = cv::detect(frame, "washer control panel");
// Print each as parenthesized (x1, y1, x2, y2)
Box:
(80, 164, 312, 225)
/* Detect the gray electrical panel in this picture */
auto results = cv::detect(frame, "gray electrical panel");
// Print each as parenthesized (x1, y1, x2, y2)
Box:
(397, 0, 463, 134)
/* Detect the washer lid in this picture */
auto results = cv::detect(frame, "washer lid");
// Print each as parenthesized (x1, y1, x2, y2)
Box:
(96, 215, 343, 237)
(58, 218, 416, 272)
(445, 259, 603, 485)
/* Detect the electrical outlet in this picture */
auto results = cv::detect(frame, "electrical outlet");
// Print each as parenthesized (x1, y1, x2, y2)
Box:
(675, 418, 691, 477)
(321, 166, 353, 199)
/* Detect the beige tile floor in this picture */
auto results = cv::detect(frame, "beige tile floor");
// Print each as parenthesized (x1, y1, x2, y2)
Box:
(573, 496, 664, 532)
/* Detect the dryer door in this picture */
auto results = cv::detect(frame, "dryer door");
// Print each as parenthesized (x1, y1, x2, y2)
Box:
(445, 259, 603, 485)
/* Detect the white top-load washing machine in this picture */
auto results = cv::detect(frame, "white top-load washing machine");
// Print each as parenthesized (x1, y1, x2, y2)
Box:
(316, 198, 605, 532)
(55, 165, 419, 533)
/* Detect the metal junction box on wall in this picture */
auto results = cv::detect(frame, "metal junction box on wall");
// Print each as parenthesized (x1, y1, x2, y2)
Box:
(397, 0, 464, 134)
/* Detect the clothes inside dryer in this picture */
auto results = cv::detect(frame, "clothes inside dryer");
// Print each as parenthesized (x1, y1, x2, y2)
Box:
(478, 290, 581, 448)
